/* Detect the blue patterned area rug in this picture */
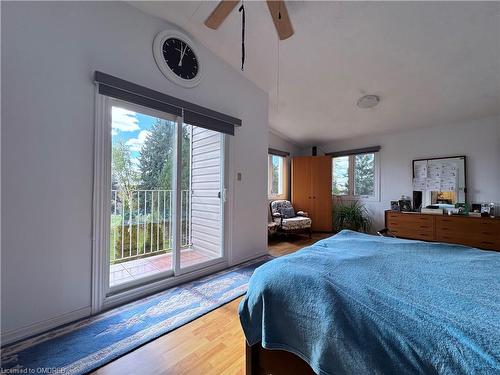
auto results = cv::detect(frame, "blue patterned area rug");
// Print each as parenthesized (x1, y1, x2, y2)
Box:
(1, 256, 272, 374)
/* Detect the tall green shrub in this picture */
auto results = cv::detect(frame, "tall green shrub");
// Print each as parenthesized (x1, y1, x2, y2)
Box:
(145, 223, 164, 252)
(114, 224, 139, 259)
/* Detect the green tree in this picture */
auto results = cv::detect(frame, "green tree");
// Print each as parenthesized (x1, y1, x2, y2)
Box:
(139, 119, 175, 190)
(139, 120, 191, 191)
(354, 154, 374, 196)
(180, 124, 191, 191)
(112, 141, 140, 206)
(270, 156, 280, 195)
(332, 156, 349, 195)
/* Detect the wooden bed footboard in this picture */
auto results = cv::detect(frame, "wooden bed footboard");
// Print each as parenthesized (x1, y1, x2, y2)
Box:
(246, 342, 316, 375)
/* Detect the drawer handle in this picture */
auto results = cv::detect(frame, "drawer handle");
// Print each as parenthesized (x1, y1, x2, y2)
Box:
(418, 217, 429, 221)
(481, 232, 494, 236)
(419, 225, 430, 229)
(441, 219, 452, 222)
(441, 228, 451, 231)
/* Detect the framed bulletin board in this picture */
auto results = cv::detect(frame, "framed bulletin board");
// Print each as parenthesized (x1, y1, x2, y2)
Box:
(412, 156, 467, 206)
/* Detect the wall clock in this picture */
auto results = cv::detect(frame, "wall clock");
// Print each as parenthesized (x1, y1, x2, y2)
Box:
(153, 30, 202, 88)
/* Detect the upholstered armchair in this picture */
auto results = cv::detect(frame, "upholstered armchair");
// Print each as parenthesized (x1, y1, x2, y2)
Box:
(270, 200, 312, 238)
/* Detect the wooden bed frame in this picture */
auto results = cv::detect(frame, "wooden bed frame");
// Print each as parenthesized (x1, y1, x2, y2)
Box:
(245, 342, 315, 375)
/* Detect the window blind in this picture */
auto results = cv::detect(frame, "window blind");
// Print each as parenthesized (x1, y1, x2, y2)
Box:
(326, 146, 381, 158)
(268, 148, 290, 157)
(94, 71, 241, 135)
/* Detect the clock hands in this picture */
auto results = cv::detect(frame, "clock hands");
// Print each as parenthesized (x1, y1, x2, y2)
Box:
(175, 42, 188, 67)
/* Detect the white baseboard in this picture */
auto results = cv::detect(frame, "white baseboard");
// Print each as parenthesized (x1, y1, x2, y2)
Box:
(231, 250, 270, 266)
(1, 306, 92, 346)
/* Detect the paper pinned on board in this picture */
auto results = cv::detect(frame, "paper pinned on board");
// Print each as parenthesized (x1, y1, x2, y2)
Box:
(412, 161, 458, 192)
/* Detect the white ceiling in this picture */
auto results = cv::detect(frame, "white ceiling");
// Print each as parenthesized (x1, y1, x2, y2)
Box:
(131, 1, 500, 146)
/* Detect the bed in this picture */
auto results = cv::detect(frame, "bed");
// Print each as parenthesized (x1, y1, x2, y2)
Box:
(239, 230, 500, 374)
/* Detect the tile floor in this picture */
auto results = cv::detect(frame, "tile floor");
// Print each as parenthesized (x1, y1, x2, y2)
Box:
(109, 249, 217, 287)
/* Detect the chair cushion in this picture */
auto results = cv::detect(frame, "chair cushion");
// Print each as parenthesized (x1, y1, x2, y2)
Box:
(274, 216, 312, 230)
(281, 207, 296, 219)
(270, 200, 295, 218)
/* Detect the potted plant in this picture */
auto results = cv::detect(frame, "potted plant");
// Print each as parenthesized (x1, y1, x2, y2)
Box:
(333, 200, 372, 233)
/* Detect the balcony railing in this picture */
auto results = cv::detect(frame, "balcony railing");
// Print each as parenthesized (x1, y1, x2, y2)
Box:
(110, 189, 191, 264)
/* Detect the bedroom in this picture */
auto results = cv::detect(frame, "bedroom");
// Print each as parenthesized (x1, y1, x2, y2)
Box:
(1, 1, 499, 374)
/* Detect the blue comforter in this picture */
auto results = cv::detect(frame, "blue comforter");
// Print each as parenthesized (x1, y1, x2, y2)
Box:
(239, 230, 500, 375)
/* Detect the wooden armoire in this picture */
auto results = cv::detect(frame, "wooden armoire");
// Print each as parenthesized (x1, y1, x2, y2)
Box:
(291, 156, 332, 232)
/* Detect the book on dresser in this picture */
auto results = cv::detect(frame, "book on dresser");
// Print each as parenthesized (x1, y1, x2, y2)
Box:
(385, 210, 500, 251)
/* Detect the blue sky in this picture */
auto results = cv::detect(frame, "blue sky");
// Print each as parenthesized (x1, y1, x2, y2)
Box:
(111, 106, 156, 167)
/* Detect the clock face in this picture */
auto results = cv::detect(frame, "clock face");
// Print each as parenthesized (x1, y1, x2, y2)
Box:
(162, 38, 199, 81)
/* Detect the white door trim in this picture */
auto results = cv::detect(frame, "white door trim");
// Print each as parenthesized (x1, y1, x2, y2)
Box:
(91, 92, 111, 314)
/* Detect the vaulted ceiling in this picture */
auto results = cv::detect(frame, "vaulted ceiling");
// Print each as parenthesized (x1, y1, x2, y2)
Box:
(131, 1, 500, 146)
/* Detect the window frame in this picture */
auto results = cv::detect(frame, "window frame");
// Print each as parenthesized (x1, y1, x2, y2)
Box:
(332, 152, 380, 202)
(268, 154, 287, 200)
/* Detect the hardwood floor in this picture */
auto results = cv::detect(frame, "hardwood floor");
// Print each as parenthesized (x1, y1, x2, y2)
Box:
(92, 233, 330, 375)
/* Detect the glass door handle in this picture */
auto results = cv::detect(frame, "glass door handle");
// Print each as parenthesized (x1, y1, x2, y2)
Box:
(218, 189, 227, 202)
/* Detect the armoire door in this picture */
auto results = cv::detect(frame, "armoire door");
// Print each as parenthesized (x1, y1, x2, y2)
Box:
(291, 157, 311, 213)
(310, 156, 332, 231)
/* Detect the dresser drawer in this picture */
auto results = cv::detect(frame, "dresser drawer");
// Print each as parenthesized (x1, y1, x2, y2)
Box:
(475, 239, 500, 251)
(385, 210, 500, 251)
(436, 234, 500, 251)
(436, 217, 480, 234)
(436, 217, 500, 240)
(387, 221, 433, 232)
(387, 214, 434, 239)
(475, 220, 500, 241)
(390, 228, 434, 241)
(387, 213, 433, 224)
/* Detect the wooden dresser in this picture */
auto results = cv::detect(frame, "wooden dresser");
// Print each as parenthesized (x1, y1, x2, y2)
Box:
(385, 210, 500, 251)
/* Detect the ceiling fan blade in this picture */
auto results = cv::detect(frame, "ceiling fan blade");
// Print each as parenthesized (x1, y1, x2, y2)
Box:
(266, 0, 294, 40)
(204, 1, 240, 30)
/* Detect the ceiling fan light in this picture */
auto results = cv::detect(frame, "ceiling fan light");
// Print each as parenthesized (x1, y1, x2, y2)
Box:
(357, 95, 380, 109)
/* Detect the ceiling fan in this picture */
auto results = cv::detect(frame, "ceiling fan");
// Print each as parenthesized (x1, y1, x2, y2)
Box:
(204, 0, 294, 40)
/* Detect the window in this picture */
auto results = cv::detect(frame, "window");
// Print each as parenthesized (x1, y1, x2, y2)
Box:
(332, 152, 379, 200)
(268, 154, 285, 198)
(332, 156, 349, 195)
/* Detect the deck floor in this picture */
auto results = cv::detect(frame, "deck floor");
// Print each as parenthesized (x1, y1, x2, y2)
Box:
(110, 249, 217, 287)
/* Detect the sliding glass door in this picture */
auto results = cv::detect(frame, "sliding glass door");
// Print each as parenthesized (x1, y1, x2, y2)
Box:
(105, 99, 225, 292)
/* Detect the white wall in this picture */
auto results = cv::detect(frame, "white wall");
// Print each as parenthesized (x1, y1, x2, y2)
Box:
(318, 116, 500, 230)
(269, 130, 301, 158)
(1, 1, 268, 339)
(268, 130, 301, 204)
